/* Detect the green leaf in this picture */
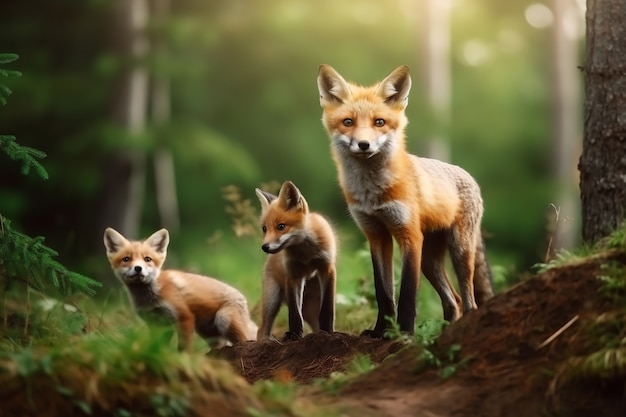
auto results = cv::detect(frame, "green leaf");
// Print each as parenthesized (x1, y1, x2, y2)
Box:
(0, 53, 19, 64)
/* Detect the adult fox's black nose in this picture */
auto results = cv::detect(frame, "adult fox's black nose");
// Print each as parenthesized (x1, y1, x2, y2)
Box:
(134, 265, 142, 273)
(358, 141, 370, 151)
(261, 244, 270, 253)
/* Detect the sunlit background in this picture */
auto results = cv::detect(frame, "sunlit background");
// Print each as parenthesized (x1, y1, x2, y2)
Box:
(0, 0, 585, 313)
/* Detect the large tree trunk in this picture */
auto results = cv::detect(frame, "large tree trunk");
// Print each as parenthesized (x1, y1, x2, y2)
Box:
(98, 0, 149, 239)
(579, 0, 626, 243)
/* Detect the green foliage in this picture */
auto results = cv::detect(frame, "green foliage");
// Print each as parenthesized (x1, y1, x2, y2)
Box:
(411, 319, 465, 379)
(0, 326, 260, 416)
(0, 216, 101, 296)
(0, 53, 21, 105)
(315, 354, 376, 394)
(0, 135, 48, 179)
(0, 54, 101, 299)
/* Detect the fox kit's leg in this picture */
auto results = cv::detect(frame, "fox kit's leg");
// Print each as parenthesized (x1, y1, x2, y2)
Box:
(302, 276, 321, 332)
(176, 309, 196, 351)
(217, 307, 254, 344)
(361, 220, 395, 338)
(258, 273, 283, 340)
(421, 231, 462, 322)
(318, 266, 336, 333)
(319, 267, 336, 333)
(284, 278, 306, 341)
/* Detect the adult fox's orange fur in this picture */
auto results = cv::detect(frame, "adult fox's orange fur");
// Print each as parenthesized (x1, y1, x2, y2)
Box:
(317, 64, 493, 337)
(255, 180, 337, 341)
(103, 227, 257, 350)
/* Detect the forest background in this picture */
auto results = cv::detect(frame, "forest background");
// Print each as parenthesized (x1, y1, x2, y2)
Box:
(0, 0, 585, 317)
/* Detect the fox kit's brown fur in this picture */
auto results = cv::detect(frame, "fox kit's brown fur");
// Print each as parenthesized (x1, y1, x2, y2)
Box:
(317, 64, 493, 337)
(255, 180, 337, 341)
(104, 227, 257, 350)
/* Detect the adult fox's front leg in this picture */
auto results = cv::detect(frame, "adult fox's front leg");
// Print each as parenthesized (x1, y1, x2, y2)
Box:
(361, 221, 395, 338)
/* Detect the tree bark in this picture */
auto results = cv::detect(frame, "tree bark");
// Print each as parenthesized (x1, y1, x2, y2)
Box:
(98, 0, 149, 239)
(579, 0, 626, 243)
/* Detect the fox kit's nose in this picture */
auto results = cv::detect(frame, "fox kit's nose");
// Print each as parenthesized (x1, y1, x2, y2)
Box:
(134, 265, 142, 273)
(357, 141, 370, 151)
(261, 243, 271, 253)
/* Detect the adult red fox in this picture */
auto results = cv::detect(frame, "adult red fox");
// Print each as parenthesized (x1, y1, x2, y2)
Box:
(103, 227, 258, 350)
(317, 64, 493, 337)
(255, 180, 337, 341)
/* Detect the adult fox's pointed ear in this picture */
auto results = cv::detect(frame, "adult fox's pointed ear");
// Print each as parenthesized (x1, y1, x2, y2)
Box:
(278, 181, 309, 213)
(376, 65, 411, 108)
(255, 188, 276, 214)
(145, 228, 169, 254)
(318, 64, 352, 105)
(103, 227, 128, 254)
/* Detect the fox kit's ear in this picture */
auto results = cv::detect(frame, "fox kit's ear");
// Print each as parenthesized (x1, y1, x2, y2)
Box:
(317, 64, 351, 105)
(145, 228, 169, 254)
(103, 227, 128, 254)
(255, 188, 276, 214)
(376, 65, 411, 108)
(278, 181, 309, 213)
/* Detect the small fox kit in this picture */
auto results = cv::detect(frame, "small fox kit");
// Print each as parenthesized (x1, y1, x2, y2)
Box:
(255, 180, 337, 341)
(103, 227, 257, 350)
(317, 65, 493, 337)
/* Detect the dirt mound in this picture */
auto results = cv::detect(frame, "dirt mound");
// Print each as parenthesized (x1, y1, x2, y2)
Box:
(218, 251, 626, 416)
(214, 331, 405, 383)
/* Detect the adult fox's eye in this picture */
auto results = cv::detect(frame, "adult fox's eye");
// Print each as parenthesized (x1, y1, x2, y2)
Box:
(122, 256, 130, 262)
(343, 118, 353, 127)
(144, 256, 152, 262)
(374, 118, 385, 127)
(277, 223, 286, 231)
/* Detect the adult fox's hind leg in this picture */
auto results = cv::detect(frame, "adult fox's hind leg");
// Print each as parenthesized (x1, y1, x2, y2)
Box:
(421, 231, 462, 322)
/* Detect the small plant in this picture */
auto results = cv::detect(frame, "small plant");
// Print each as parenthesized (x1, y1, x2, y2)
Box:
(411, 319, 465, 379)
(316, 354, 376, 394)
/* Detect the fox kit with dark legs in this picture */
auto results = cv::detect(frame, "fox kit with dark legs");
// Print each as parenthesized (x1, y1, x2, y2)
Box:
(255, 180, 337, 341)
(103, 227, 257, 350)
(317, 64, 493, 337)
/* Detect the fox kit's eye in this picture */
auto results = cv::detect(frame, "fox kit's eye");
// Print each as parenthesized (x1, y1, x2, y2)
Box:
(262, 225, 267, 234)
(343, 118, 353, 127)
(144, 256, 152, 262)
(277, 223, 286, 231)
(374, 118, 385, 127)
(122, 256, 130, 262)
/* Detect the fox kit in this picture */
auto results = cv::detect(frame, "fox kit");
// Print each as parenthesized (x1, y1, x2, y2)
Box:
(317, 65, 493, 337)
(255, 180, 337, 341)
(103, 227, 257, 350)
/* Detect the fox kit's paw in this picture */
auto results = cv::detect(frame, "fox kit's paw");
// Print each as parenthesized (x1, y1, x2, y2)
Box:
(282, 331, 303, 342)
(360, 329, 385, 339)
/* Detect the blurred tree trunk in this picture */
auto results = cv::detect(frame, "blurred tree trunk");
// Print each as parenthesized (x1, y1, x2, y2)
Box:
(547, 0, 582, 255)
(99, 0, 149, 238)
(151, 0, 180, 233)
(579, 0, 626, 243)
(420, 0, 451, 162)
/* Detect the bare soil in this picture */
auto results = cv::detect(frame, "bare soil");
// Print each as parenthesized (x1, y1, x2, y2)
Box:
(216, 251, 626, 416)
